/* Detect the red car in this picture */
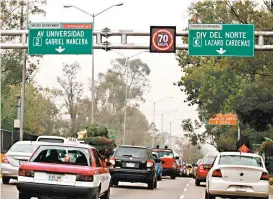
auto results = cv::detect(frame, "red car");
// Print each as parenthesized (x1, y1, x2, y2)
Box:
(195, 155, 216, 186)
(16, 142, 111, 199)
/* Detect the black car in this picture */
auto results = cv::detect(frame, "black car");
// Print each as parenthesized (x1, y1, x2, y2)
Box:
(109, 145, 159, 189)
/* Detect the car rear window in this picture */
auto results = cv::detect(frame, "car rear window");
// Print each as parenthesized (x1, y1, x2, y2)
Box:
(37, 138, 64, 143)
(115, 147, 147, 158)
(219, 155, 263, 167)
(202, 156, 216, 164)
(154, 150, 174, 158)
(30, 145, 91, 166)
(9, 143, 38, 153)
(187, 165, 192, 168)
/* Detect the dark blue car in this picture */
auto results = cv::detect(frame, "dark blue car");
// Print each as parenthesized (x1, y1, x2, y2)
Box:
(153, 152, 162, 181)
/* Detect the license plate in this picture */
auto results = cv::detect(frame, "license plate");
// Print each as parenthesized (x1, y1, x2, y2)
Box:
(47, 174, 63, 182)
(19, 160, 27, 165)
(235, 186, 247, 192)
(126, 163, 135, 167)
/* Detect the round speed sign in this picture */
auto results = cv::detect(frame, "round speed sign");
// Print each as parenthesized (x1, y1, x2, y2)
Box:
(150, 26, 176, 53)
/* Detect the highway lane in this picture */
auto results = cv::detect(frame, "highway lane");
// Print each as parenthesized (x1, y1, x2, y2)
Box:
(1, 177, 192, 199)
(1, 178, 272, 199)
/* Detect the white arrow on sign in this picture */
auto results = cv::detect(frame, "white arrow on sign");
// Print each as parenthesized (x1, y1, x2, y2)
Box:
(216, 48, 226, 55)
(55, 46, 65, 53)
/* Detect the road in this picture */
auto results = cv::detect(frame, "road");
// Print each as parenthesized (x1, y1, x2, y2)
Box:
(1, 177, 273, 199)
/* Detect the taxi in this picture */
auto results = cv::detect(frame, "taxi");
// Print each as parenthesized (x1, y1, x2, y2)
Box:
(16, 142, 111, 199)
(152, 146, 179, 179)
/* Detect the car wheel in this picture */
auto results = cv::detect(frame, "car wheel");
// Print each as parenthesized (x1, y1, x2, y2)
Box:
(100, 186, 110, 199)
(171, 174, 176, 179)
(154, 177, 158, 188)
(2, 177, 10, 184)
(111, 180, 119, 187)
(205, 191, 215, 199)
(195, 178, 201, 186)
(157, 174, 162, 181)
(85, 190, 99, 199)
(147, 177, 155, 189)
(19, 193, 31, 199)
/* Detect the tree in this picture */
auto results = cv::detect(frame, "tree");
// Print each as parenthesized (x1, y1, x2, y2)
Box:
(57, 61, 83, 135)
(175, 0, 273, 150)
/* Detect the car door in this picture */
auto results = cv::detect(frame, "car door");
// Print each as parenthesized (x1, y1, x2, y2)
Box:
(93, 149, 109, 193)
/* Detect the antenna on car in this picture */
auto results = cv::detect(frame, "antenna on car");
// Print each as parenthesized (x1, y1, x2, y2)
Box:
(156, 145, 159, 149)
(165, 146, 168, 149)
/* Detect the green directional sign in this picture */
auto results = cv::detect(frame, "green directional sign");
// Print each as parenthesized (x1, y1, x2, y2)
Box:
(28, 22, 93, 55)
(188, 24, 254, 57)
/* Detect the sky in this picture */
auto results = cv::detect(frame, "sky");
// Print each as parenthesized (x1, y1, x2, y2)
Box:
(29, 0, 201, 138)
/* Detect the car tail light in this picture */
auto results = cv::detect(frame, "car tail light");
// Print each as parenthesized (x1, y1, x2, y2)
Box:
(109, 157, 115, 165)
(260, 172, 269, 181)
(76, 174, 94, 182)
(18, 169, 34, 177)
(2, 155, 9, 164)
(199, 164, 204, 170)
(212, 169, 222, 177)
(172, 162, 176, 168)
(146, 160, 154, 167)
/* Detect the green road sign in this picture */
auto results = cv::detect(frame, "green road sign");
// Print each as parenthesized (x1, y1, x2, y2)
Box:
(188, 24, 254, 57)
(28, 22, 93, 55)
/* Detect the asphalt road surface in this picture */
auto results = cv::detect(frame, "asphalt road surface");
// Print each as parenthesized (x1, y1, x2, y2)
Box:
(1, 177, 273, 199)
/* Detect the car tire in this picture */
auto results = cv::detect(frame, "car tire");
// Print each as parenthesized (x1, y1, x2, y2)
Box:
(157, 174, 162, 181)
(195, 178, 201, 186)
(205, 191, 215, 199)
(2, 177, 10, 184)
(100, 186, 110, 199)
(154, 178, 158, 188)
(85, 190, 99, 199)
(147, 177, 155, 190)
(111, 180, 119, 187)
(19, 192, 31, 199)
(171, 174, 176, 179)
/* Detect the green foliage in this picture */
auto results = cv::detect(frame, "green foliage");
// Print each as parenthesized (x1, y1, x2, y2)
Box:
(177, 0, 273, 150)
(86, 124, 108, 138)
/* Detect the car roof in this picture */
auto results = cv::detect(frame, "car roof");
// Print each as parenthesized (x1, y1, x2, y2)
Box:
(35, 142, 94, 149)
(119, 145, 147, 149)
(14, 141, 40, 144)
(37, 136, 66, 139)
(219, 152, 261, 158)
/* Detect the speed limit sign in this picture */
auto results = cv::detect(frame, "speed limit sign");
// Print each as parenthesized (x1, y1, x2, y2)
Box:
(150, 26, 176, 53)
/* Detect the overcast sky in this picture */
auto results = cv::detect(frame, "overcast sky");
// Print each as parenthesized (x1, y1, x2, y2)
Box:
(29, 0, 201, 137)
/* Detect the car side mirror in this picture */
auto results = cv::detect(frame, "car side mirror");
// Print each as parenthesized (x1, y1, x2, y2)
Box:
(175, 156, 179, 160)
(155, 159, 160, 163)
(106, 162, 112, 167)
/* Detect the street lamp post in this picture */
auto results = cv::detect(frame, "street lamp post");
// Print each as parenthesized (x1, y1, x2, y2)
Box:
(64, 3, 123, 124)
(160, 109, 178, 146)
(112, 50, 148, 144)
(145, 97, 173, 147)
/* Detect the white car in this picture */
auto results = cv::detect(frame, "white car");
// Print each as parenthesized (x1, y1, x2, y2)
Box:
(205, 152, 270, 199)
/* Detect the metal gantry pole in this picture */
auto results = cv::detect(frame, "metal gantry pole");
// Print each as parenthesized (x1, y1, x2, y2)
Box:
(91, 14, 95, 124)
(122, 57, 129, 144)
(19, 0, 29, 141)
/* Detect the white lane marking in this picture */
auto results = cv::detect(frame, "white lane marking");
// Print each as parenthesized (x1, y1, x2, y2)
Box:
(186, 184, 189, 187)
(183, 188, 187, 192)
(179, 195, 184, 199)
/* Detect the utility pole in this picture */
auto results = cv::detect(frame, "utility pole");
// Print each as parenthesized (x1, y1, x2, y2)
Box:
(169, 122, 172, 146)
(91, 14, 95, 124)
(152, 102, 156, 147)
(122, 57, 129, 144)
(19, 0, 29, 141)
(161, 114, 164, 146)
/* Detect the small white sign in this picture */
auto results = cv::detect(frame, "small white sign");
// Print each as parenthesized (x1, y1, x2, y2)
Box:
(14, 119, 20, 128)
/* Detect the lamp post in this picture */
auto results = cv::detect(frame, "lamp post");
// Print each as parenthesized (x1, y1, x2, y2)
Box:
(160, 109, 178, 146)
(112, 50, 148, 145)
(64, 3, 123, 124)
(145, 97, 173, 147)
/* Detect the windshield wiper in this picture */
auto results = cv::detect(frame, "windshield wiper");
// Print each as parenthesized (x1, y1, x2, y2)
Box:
(122, 154, 133, 157)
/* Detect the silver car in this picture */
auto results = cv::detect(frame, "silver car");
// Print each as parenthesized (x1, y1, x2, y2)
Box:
(1, 141, 40, 184)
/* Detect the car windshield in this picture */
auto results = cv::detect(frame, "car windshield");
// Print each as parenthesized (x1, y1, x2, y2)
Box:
(9, 143, 38, 153)
(30, 145, 91, 166)
(219, 155, 263, 167)
(176, 159, 182, 164)
(37, 138, 65, 143)
(155, 150, 174, 158)
(115, 147, 147, 158)
(187, 165, 192, 168)
(202, 157, 216, 164)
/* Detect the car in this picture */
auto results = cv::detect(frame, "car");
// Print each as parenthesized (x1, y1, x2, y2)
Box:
(1, 141, 42, 184)
(193, 159, 202, 179)
(16, 142, 111, 199)
(186, 164, 194, 177)
(195, 155, 216, 186)
(152, 152, 163, 180)
(152, 146, 179, 179)
(109, 145, 158, 189)
(205, 152, 270, 199)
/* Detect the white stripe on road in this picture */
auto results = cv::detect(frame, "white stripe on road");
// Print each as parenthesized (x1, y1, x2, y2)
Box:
(179, 195, 184, 199)
(186, 184, 189, 188)
(183, 188, 187, 192)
